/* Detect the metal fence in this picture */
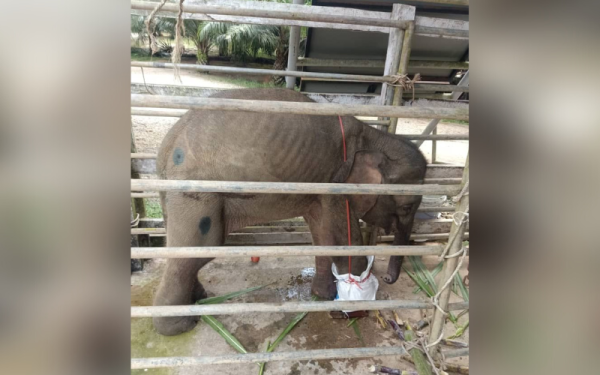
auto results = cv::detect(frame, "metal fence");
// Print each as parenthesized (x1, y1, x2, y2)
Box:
(130, 0, 469, 370)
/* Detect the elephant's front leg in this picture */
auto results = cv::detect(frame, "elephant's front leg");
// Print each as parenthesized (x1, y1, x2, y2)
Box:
(152, 193, 224, 336)
(304, 196, 365, 300)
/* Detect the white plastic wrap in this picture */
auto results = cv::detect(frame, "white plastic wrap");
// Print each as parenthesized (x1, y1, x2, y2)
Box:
(332, 255, 379, 312)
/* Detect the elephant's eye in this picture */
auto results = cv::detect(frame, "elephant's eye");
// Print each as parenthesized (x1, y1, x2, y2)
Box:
(399, 204, 413, 216)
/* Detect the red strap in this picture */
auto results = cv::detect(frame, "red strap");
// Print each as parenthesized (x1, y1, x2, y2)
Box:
(339, 116, 355, 283)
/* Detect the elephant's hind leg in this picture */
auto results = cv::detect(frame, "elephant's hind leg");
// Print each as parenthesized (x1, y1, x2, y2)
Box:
(152, 193, 224, 336)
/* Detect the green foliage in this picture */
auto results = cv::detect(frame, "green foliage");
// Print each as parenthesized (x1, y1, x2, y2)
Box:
(196, 284, 269, 305)
(144, 199, 162, 218)
(403, 256, 458, 324)
(442, 119, 469, 126)
(197, 285, 269, 367)
(201, 315, 253, 355)
(209, 75, 283, 89)
(131, 0, 309, 66)
(347, 318, 365, 345)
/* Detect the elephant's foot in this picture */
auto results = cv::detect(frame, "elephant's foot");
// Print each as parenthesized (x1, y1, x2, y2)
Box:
(152, 280, 208, 336)
(153, 315, 199, 336)
(311, 280, 337, 300)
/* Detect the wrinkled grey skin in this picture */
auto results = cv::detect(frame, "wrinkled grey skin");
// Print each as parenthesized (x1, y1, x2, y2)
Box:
(153, 89, 426, 336)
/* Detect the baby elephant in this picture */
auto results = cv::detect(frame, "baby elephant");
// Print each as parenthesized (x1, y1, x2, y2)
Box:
(153, 88, 426, 335)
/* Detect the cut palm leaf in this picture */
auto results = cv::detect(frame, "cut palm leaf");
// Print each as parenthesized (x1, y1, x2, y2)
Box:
(201, 315, 251, 355)
(412, 261, 443, 294)
(259, 296, 317, 375)
(403, 260, 457, 324)
(350, 319, 365, 346)
(197, 284, 270, 305)
(454, 273, 469, 302)
(412, 257, 438, 295)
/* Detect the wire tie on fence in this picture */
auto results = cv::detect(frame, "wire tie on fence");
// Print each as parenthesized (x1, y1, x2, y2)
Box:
(439, 208, 469, 260)
(131, 213, 140, 228)
(452, 211, 469, 226)
(427, 246, 468, 349)
(452, 180, 469, 203)
(390, 73, 421, 101)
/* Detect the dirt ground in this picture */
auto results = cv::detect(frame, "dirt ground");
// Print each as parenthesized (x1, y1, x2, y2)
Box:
(132, 255, 469, 375)
(131, 68, 469, 375)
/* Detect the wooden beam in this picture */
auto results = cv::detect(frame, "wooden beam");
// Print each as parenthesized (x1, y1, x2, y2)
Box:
(131, 244, 444, 258)
(132, 348, 409, 369)
(132, 61, 391, 83)
(131, 300, 470, 318)
(131, 1, 411, 30)
(131, 94, 469, 120)
(130, 157, 466, 176)
(131, 218, 466, 237)
(131, 1, 468, 37)
(131, 179, 461, 196)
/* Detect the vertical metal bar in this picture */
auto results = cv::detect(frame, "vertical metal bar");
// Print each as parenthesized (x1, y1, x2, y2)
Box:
(286, 0, 304, 89)
(432, 126, 437, 163)
(387, 21, 415, 135)
(414, 71, 469, 147)
(427, 153, 469, 356)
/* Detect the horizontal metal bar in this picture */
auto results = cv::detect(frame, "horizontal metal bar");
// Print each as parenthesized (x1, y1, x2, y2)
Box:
(410, 232, 469, 241)
(132, 347, 407, 369)
(363, 120, 390, 125)
(131, 95, 469, 120)
(297, 58, 469, 71)
(131, 108, 186, 117)
(131, 300, 469, 318)
(131, 179, 462, 196)
(131, 192, 159, 198)
(130, 153, 155, 159)
(132, 61, 390, 83)
(131, 1, 410, 30)
(403, 134, 468, 140)
(130, 108, 390, 124)
(131, 245, 443, 259)
(424, 178, 462, 184)
(131, 63, 470, 91)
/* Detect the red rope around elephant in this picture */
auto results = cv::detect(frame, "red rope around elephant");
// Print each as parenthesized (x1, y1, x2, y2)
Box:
(338, 116, 370, 289)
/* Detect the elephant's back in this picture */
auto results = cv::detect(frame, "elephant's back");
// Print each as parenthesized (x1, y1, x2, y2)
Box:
(158, 89, 351, 184)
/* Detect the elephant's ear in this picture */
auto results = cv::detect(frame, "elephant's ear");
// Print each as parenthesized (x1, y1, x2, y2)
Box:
(332, 151, 385, 218)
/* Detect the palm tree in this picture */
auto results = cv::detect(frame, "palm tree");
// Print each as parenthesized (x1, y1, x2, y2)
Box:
(199, 23, 279, 63)
(132, 0, 309, 79)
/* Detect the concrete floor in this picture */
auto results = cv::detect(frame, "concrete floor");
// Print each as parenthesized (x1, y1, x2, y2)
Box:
(131, 252, 469, 375)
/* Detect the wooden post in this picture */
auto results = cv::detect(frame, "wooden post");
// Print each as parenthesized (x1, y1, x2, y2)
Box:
(130, 205, 143, 272)
(388, 20, 415, 135)
(286, 0, 304, 89)
(131, 127, 150, 253)
(130, 127, 146, 218)
(427, 153, 469, 357)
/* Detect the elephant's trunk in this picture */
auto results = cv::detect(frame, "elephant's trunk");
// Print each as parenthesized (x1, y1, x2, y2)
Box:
(382, 232, 406, 284)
